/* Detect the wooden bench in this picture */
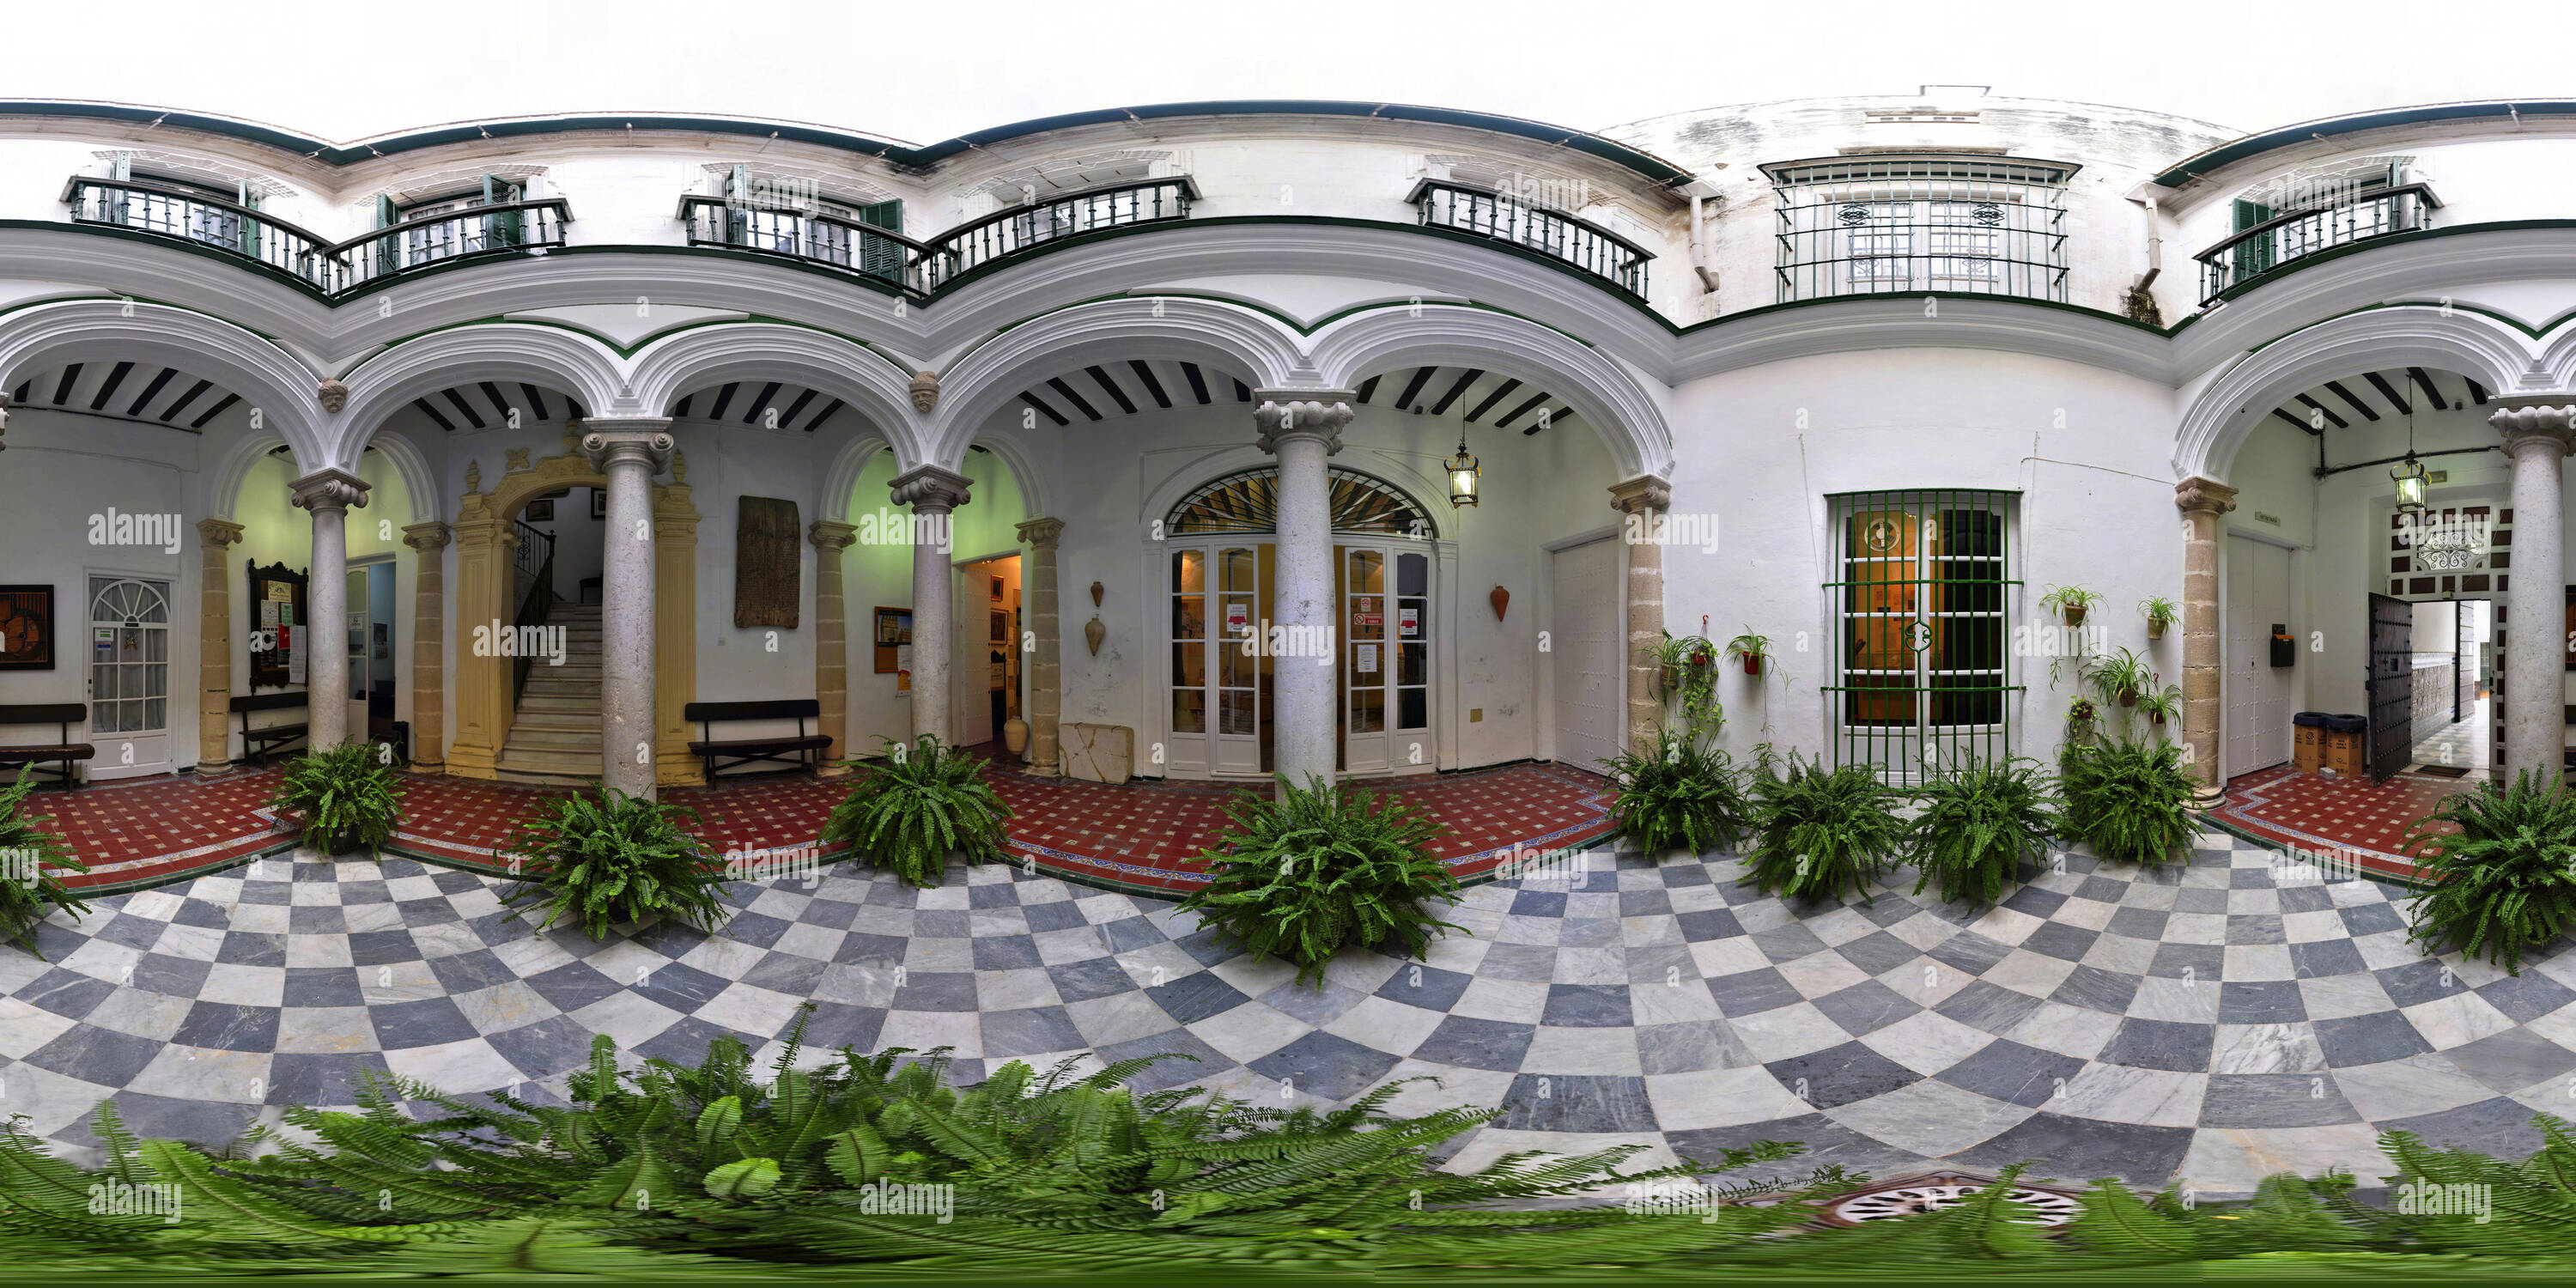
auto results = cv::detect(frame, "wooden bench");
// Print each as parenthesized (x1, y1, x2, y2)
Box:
(232, 691, 309, 765)
(0, 702, 94, 788)
(684, 699, 832, 780)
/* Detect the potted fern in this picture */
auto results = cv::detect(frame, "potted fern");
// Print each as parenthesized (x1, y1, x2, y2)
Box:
(2040, 585, 2102, 628)
(2137, 680, 2183, 730)
(821, 735, 1012, 887)
(0, 766, 89, 955)
(2086, 647, 2152, 708)
(268, 740, 407, 856)
(2141, 595, 2178, 641)
(501, 785, 726, 938)
(1180, 775, 1461, 986)
(2399, 771, 2576, 975)
(2057, 739, 2196, 867)
(1607, 729, 1749, 855)
(1725, 629, 1771, 677)
(1745, 753, 1906, 904)
(1908, 756, 2063, 907)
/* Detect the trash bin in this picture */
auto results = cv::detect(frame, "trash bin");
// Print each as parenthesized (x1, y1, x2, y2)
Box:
(2322, 714, 2368, 778)
(2293, 712, 2330, 773)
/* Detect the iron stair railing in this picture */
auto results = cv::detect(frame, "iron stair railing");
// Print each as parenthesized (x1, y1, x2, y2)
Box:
(509, 517, 556, 707)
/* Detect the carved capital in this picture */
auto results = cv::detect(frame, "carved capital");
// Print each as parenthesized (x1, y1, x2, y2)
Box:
(195, 517, 246, 549)
(908, 369, 940, 413)
(401, 520, 453, 554)
(289, 467, 370, 513)
(1016, 516, 1066, 551)
(1607, 473, 1674, 516)
(1253, 390, 1356, 455)
(809, 519, 859, 553)
(2491, 398, 2576, 456)
(890, 464, 973, 513)
(581, 418, 676, 474)
(2173, 476, 2239, 518)
(318, 377, 348, 414)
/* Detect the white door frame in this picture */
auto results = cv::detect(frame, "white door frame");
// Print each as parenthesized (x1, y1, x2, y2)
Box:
(82, 567, 176, 781)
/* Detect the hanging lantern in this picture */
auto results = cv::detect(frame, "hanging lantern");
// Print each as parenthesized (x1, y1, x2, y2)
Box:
(2391, 453, 2428, 516)
(1445, 432, 1480, 507)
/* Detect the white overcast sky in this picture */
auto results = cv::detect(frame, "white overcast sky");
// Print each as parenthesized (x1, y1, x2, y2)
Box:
(12, 0, 2571, 147)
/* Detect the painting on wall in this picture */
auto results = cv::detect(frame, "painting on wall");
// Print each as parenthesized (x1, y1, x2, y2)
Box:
(0, 585, 54, 670)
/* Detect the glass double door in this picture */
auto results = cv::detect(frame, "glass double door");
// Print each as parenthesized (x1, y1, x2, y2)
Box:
(1167, 540, 1431, 778)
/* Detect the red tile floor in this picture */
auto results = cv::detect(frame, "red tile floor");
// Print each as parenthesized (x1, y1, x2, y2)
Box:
(2210, 763, 2482, 883)
(27, 746, 1615, 896)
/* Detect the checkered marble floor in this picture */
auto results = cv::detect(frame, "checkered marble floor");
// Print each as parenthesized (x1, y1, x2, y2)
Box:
(6, 829, 2573, 1198)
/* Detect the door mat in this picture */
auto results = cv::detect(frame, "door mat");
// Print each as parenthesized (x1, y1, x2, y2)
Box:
(2414, 764, 2471, 778)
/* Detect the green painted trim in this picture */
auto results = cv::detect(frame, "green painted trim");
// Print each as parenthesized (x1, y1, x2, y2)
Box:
(2155, 100, 2576, 189)
(0, 98, 1696, 186)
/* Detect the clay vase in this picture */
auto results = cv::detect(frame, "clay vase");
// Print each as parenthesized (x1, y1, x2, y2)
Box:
(2064, 605, 2087, 628)
(1084, 616, 1106, 656)
(1001, 718, 1030, 756)
(1490, 586, 1510, 621)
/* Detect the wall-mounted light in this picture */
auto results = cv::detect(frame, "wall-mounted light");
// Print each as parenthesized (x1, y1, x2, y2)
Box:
(1446, 431, 1480, 507)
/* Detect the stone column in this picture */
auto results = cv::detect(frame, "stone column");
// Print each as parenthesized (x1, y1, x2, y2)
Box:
(1016, 517, 1066, 775)
(810, 519, 859, 776)
(401, 522, 451, 770)
(195, 519, 244, 772)
(1610, 475, 1674, 756)
(2494, 401, 2576, 787)
(585, 421, 675, 799)
(1258, 391, 1357, 789)
(890, 465, 972, 747)
(291, 469, 370, 750)
(2175, 477, 2238, 801)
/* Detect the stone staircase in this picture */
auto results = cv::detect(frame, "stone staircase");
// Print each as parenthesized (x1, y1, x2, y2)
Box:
(495, 602, 602, 784)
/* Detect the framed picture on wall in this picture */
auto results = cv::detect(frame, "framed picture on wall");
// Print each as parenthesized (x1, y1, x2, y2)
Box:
(990, 574, 1005, 602)
(990, 611, 1009, 643)
(0, 585, 55, 670)
(527, 497, 555, 521)
(590, 488, 608, 519)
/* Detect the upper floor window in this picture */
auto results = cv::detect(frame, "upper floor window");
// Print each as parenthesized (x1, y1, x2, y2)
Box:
(1766, 155, 2073, 304)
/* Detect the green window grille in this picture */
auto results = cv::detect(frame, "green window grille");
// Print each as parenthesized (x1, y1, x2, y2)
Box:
(1823, 488, 2022, 781)
(1766, 156, 2071, 304)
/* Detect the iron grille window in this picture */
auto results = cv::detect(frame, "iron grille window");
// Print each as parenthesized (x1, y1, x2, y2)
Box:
(1823, 489, 2022, 781)
(1769, 158, 2071, 303)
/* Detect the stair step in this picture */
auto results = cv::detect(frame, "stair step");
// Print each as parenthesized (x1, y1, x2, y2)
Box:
(506, 730, 605, 753)
(495, 749, 605, 775)
(511, 711, 597, 732)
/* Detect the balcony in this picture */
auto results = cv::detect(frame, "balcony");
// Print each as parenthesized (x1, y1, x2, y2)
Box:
(913, 177, 1198, 293)
(1767, 157, 2071, 305)
(64, 178, 570, 295)
(2195, 183, 2442, 305)
(677, 195, 923, 288)
(1407, 179, 1652, 298)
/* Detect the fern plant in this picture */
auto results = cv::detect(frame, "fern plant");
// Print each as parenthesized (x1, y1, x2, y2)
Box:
(0, 765, 88, 955)
(821, 735, 1012, 887)
(1909, 756, 2063, 906)
(500, 785, 726, 938)
(2399, 771, 2576, 975)
(267, 739, 406, 856)
(1180, 775, 1461, 985)
(1607, 730, 1749, 856)
(2059, 738, 2196, 866)
(1744, 754, 1906, 904)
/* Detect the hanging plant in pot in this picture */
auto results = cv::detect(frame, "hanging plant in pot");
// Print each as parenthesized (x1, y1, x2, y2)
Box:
(2040, 585, 2103, 629)
(1653, 629, 1723, 741)
(2137, 680, 2183, 731)
(2140, 595, 2178, 641)
(2086, 647, 2152, 709)
(1725, 629, 1771, 677)
(2067, 696, 2099, 744)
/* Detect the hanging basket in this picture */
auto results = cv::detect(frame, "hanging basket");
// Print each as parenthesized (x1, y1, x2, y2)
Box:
(2117, 688, 2138, 708)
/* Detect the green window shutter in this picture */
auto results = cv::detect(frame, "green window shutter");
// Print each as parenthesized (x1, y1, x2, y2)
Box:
(237, 182, 261, 259)
(482, 175, 525, 246)
(2231, 198, 2275, 277)
(376, 194, 399, 227)
(725, 165, 750, 245)
(855, 199, 903, 281)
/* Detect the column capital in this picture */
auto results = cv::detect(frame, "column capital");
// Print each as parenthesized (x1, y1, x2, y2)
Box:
(1608, 473, 1673, 515)
(289, 467, 370, 513)
(195, 517, 245, 548)
(401, 520, 453, 553)
(1016, 516, 1066, 550)
(2174, 476, 2239, 516)
(1254, 390, 1356, 455)
(890, 464, 973, 513)
(2492, 398, 2576, 454)
(582, 419, 676, 473)
(809, 519, 859, 552)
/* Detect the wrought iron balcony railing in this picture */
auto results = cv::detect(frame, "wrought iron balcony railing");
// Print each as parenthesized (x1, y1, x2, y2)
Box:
(677, 195, 925, 286)
(65, 178, 342, 289)
(2195, 183, 2441, 305)
(1407, 179, 1653, 298)
(912, 177, 1198, 293)
(1768, 157, 2071, 304)
(64, 178, 570, 294)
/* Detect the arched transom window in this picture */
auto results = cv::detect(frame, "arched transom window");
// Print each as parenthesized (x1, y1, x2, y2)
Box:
(1166, 467, 1437, 538)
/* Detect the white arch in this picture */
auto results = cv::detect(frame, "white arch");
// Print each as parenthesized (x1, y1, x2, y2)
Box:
(819, 434, 893, 528)
(924, 296, 1311, 469)
(0, 298, 328, 468)
(2173, 307, 2538, 480)
(333, 323, 629, 471)
(1309, 304, 1673, 478)
(629, 322, 926, 465)
(204, 431, 293, 521)
(359, 429, 443, 526)
(2530, 315, 2576, 392)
